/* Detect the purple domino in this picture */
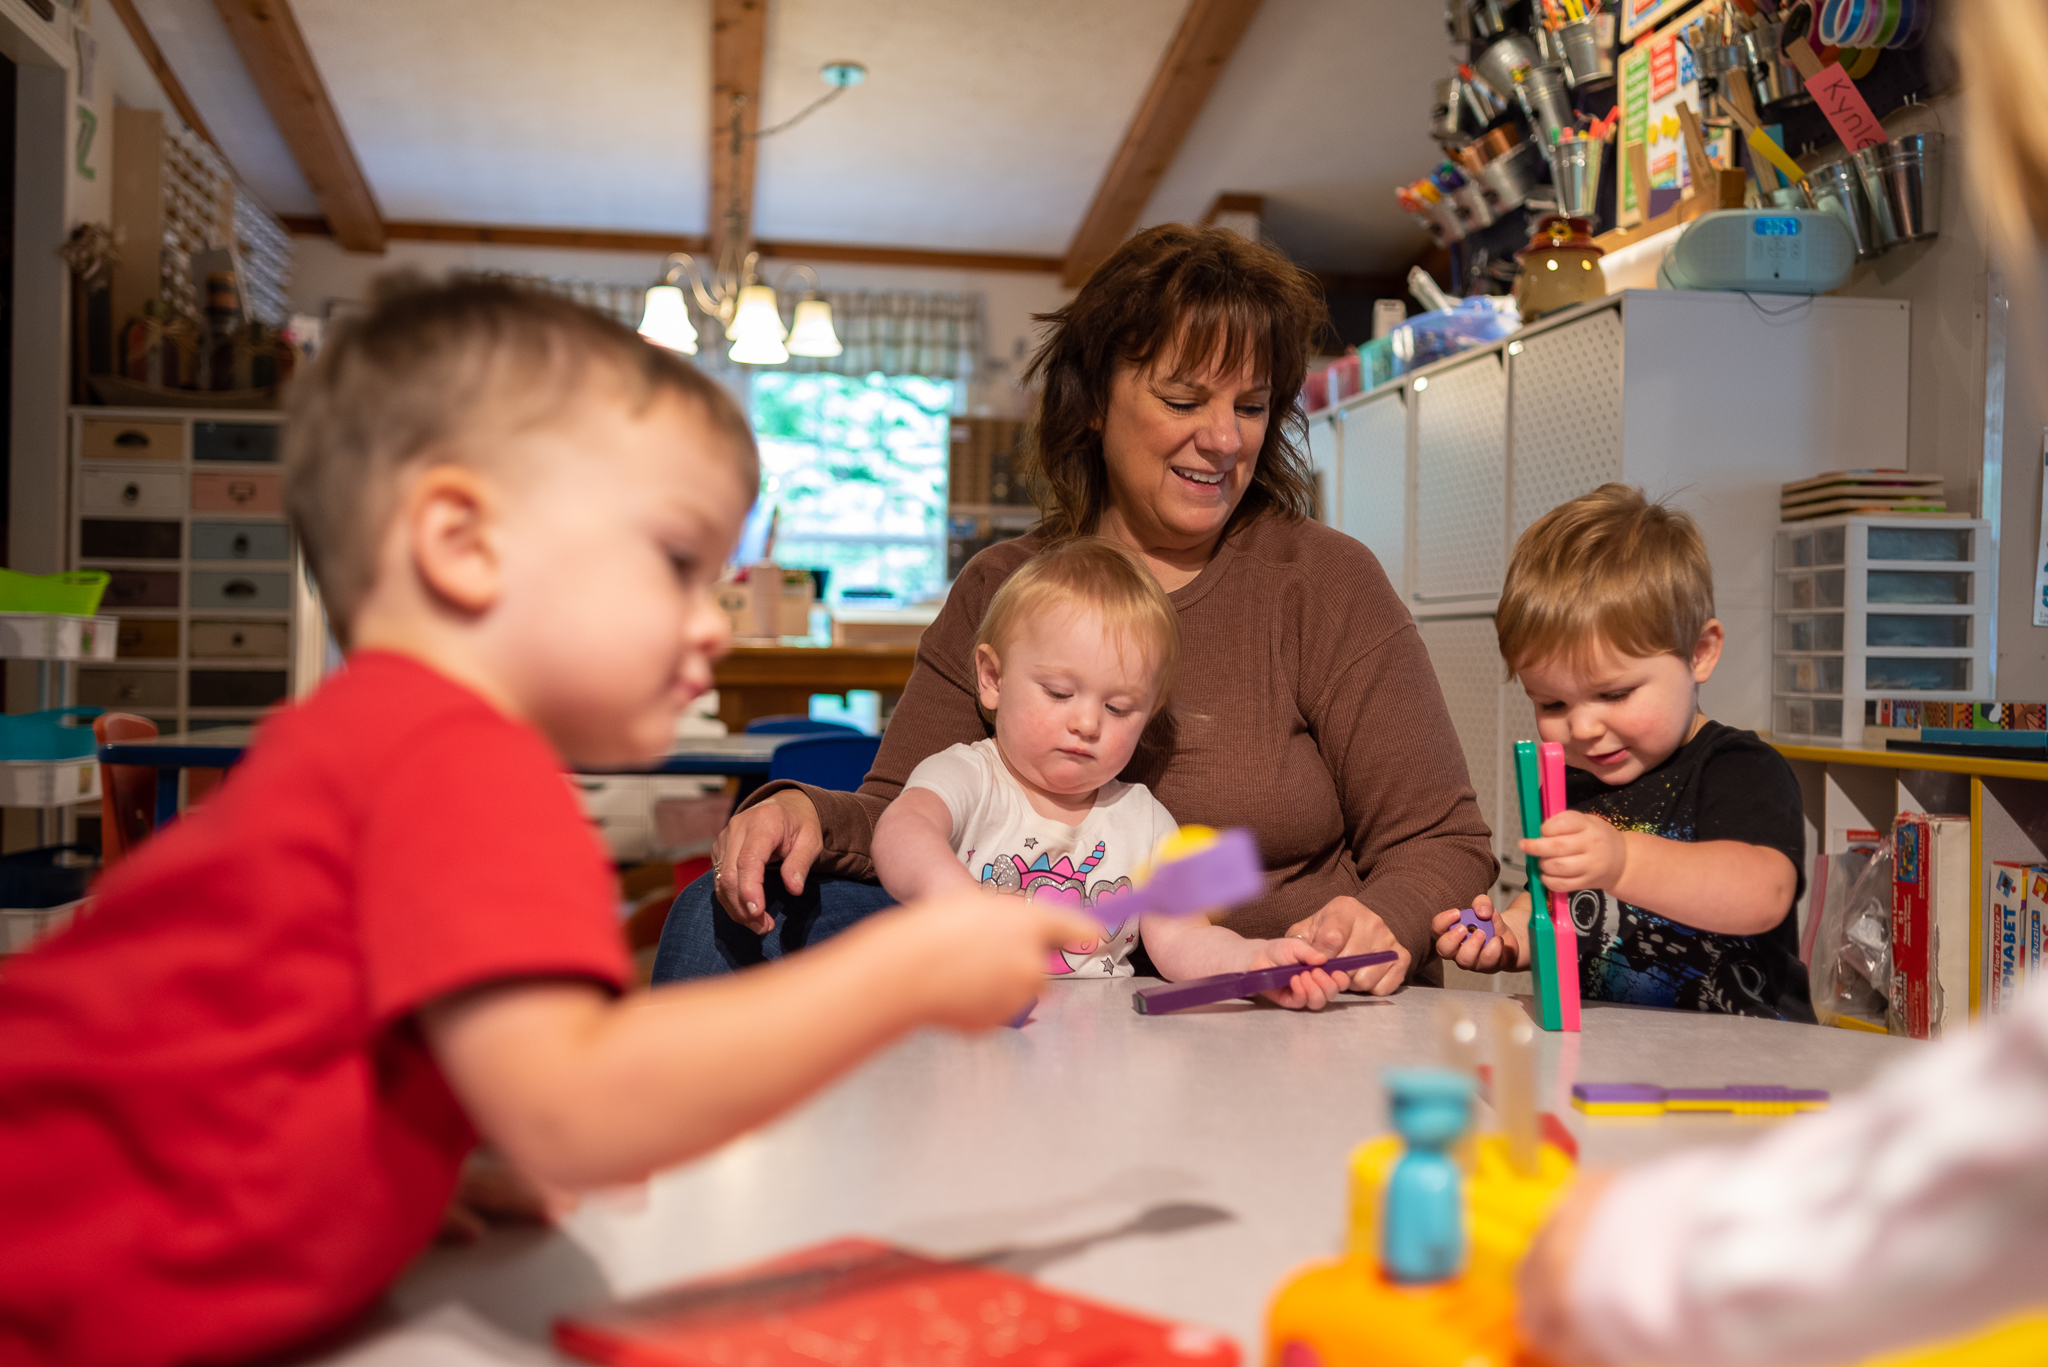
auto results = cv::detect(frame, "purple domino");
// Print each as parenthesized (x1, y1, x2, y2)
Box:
(1131, 950, 1399, 1015)
(1109, 827, 1265, 925)
(1573, 1083, 1666, 1106)
(1456, 907, 1496, 942)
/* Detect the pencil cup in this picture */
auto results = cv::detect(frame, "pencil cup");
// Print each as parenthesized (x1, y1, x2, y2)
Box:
(1560, 19, 1607, 87)
(1516, 65, 1575, 148)
(1854, 131, 1943, 246)
(1549, 140, 1604, 219)
(1800, 159, 1880, 259)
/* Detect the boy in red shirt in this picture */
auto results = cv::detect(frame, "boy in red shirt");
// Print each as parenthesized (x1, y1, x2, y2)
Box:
(0, 279, 1090, 1366)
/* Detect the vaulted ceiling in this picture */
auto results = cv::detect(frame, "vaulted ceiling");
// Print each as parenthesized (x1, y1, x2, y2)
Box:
(125, 0, 1446, 275)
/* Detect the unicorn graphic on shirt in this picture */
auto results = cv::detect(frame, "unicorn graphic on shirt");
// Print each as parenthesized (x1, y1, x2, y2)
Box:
(973, 841, 1137, 975)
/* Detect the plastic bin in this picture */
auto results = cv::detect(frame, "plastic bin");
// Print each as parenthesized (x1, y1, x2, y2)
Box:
(1388, 297, 1520, 374)
(0, 569, 109, 616)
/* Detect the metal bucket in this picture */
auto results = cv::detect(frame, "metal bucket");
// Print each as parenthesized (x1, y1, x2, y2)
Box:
(1450, 179, 1496, 230)
(1515, 64, 1575, 147)
(1738, 22, 1808, 106)
(1854, 131, 1943, 244)
(1473, 32, 1540, 102)
(1477, 140, 1544, 211)
(1430, 78, 1463, 142)
(1800, 158, 1880, 258)
(1470, 0, 1509, 37)
(1561, 19, 1608, 86)
(1550, 140, 1604, 219)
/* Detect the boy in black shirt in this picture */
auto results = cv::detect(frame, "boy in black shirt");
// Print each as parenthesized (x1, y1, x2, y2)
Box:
(1433, 484, 1814, 1022)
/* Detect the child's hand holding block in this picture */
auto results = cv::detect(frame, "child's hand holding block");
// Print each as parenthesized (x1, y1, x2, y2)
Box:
(1431, 897, 1524, 973)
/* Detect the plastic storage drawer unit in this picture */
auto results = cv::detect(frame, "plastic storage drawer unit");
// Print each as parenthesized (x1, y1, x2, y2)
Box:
(190, 521, 289, 561)
(192, 422, 281, 463)
(189, 621, 288, 658)
(190, 571, 290, 612)
(115, 620, 180, 659)
(77, 667, 179, 710)
(102, 570, 179, 609)
(80, 519, 181, 560)
(81, 467, 184, 517)
(81, 420, 182, 462)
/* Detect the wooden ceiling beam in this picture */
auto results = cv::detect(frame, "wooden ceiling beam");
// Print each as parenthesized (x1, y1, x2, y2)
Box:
(710, 0, 768, 266)
(1200, 192, 1264, 225)
(104, 0, 223, 155)
(279, 217, 1066, 274)
(212, 0, 385, 253)
(1061, 0, 1266, 288)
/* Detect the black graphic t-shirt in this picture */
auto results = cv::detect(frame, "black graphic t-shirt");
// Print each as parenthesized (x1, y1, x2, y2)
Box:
(1560, 720, 1816, 1022)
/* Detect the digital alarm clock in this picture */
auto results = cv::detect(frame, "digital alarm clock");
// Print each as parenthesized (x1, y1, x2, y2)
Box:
(1655, 209, 1858, 294)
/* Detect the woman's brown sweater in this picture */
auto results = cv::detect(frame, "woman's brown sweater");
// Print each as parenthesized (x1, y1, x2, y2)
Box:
(747, 513, 1498, 980)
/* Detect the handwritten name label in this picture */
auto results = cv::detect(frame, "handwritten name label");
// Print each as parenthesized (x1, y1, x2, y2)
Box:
(1805, 63, 1887, 152)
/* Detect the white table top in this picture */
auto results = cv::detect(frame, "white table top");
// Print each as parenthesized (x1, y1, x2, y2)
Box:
(324, 981, 1919, 1365)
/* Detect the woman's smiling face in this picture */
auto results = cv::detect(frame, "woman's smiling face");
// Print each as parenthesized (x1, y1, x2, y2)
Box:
(1096, 351, 1270, 555)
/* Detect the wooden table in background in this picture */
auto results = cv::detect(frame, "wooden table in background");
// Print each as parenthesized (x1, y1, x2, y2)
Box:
(711, 642, 919, 733)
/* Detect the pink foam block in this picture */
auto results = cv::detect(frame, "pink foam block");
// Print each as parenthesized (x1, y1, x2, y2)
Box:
(1538, 742, 1581, 1032)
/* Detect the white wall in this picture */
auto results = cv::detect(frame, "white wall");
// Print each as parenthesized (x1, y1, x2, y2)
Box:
(287, 236, 1073, 418)
(1824, 98, 2048, 704)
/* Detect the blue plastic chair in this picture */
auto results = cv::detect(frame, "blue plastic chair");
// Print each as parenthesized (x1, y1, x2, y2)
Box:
(766, 732, 882, 792)
(744, 715, 864, 736)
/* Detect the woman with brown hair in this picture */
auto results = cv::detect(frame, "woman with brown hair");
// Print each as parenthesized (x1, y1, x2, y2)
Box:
(654, 224, 1496, 989)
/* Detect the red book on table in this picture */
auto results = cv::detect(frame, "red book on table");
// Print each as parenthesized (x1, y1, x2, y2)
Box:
(555, 1237, 1241, 1367)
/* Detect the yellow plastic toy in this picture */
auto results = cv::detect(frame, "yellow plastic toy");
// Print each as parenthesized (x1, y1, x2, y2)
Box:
(1265, 1065, 2048, 1367)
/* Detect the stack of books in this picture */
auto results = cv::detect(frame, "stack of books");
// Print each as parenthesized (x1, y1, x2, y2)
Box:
(1781, 470, 1947, 521)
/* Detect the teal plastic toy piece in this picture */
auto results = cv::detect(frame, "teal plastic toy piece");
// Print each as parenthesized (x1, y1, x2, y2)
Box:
(1380, 1067, 1476, 1284)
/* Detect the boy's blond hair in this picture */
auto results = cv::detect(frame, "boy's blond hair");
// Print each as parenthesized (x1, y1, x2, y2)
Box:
(284, 274, 758, 645)
(1496, 484, 1714, 675)
(975, 538, 1180, 719)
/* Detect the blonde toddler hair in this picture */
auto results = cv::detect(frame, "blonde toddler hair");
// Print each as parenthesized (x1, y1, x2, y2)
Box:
(1495, 484, 1714, 676)
(974, 538, 1181, 719)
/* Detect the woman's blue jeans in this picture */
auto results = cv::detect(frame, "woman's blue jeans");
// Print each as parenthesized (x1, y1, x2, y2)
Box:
(650, 867, 897, 982)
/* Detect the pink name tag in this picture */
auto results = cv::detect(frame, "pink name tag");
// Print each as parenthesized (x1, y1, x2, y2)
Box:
(1805, 63, 1886, 151)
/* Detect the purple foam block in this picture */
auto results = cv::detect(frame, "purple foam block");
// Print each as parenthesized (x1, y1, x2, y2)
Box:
(1130, 950, 1399, 1015)
(1666, 1085, 1831, 1106)
(1456, 906, 1496, 943)
(1109, 827, 1264, 926)
(1573, 1082, 1666, 1105)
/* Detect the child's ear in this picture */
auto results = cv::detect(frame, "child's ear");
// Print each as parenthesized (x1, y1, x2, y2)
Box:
(974, 643, 1004, 713)
(1690, 619, 1725, 683)
(408, 465, 504, 615)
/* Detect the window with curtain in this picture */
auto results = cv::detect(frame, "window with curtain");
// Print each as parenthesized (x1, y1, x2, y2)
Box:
(752, 372, 953, 603)
(748, 289, 981, 603)
(490, 274, 984, 603)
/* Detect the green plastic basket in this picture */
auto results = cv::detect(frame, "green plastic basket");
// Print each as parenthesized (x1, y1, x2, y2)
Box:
(0, 570, 109, 617)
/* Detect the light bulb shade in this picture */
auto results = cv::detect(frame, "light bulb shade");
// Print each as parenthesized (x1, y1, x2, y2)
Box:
(728, 284, 790, 364)
(786, 297, 843, 357)
(637, 284, 699, 354)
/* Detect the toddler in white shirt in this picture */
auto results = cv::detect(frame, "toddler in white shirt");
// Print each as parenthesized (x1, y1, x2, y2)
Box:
(874, 537, 1342, 1007)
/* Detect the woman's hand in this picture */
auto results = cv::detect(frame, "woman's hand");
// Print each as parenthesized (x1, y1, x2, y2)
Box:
(1431, 894, 1527, 972)
(1516, 1169, 1619, 1364)
(1247, 936, 1341, 1010)
(1285, 895, 1410, 995)
(1521, 810, 1625, 895)
(712, 789, 823, 934)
